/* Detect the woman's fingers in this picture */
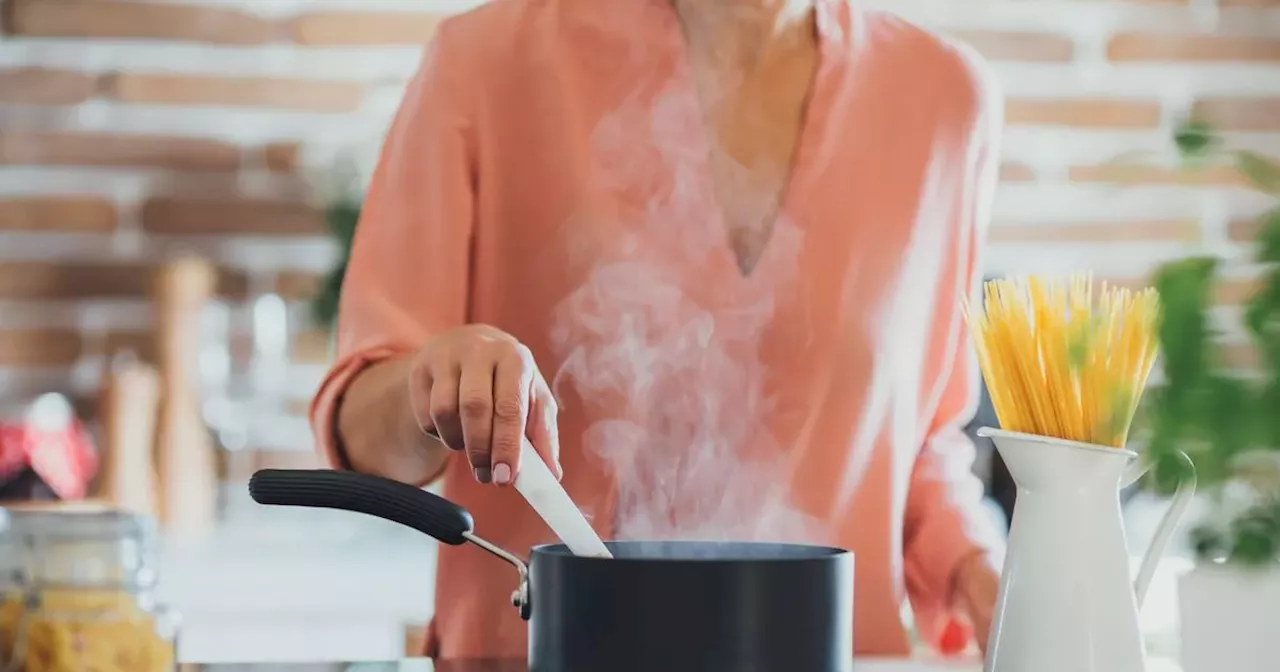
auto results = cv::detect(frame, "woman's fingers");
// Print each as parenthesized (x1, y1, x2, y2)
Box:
(526, 377, 562, 480)
(428, 359, 464, 452)
(412, 325, 562, 486)
(407, 361, 435, 436)
(458, 356, 497, 483)
(489, 346, 534, 486)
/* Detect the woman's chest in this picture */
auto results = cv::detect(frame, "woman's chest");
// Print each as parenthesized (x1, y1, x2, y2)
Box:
(470, 23, 975, 372)
(476, 93, 963, 352)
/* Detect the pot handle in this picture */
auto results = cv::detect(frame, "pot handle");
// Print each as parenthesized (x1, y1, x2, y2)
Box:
(1122, 450, 1196, 610)
(249, 469, 532, 619)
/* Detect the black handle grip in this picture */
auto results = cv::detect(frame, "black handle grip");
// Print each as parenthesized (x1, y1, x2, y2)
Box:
(248, 469, 474, 545)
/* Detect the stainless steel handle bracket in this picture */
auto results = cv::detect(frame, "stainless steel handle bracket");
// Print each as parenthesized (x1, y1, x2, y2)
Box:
(462, 531, 532, 621)
(428, 427, 533, 620)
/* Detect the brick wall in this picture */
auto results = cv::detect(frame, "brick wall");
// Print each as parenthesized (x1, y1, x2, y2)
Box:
(1, 0, 1275, 465)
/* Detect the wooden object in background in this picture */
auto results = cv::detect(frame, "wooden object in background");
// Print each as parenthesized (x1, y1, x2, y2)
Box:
(94, 355, 161, 517)
(152, 256, 219, 538)
(403, 622, 427, 658)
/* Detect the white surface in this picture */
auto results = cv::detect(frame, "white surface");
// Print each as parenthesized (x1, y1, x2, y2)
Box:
(160, 491, 438, 663)
(1178, 566, 1280, 672)
(856, 661, 1179, 672)
(372, 658, 1181, 671)
(844, 661, 1176, 672)
(982, 430, 1195, 672)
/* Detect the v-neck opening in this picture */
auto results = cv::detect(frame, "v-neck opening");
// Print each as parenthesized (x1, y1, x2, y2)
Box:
(659, 0, 840, 283)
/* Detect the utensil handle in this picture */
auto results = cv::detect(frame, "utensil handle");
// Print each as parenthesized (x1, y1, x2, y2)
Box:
(1132, 450, 1196, 609)
(248, 469, 474, 545)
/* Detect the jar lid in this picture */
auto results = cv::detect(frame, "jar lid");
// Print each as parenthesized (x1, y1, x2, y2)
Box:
(0, 507, 158, 592)
(0, 506, 155, 541)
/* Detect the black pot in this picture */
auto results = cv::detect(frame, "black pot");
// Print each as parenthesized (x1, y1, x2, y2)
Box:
(249, 469, 855, 672)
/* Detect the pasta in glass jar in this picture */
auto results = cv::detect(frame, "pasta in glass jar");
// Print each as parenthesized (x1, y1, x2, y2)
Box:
(0, 506, 178, 672)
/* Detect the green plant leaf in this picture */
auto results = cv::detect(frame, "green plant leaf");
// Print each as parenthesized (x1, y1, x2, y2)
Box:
(1204, 377, 1257, 461)
(312, 199, 361, 333)
(310, 265, 346, 331)
(326, 200, 362, 243)
(1153, 257, 1218, 386)
(1155, 122, 1280, 565)
(1256, 209, 1280, 265)
(1189, 523, 1228, 563)
(1227, 500, 1280, 566)
(1260, 381, 1280, 450)
(1174, 120, 1220, 161)
(1236, 151, 1280, 194)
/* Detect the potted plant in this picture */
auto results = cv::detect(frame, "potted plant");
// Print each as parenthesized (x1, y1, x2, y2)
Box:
(311, 195, 360, 334)
(1139, 121, 1280, 672)
(310, 156, 366, 335)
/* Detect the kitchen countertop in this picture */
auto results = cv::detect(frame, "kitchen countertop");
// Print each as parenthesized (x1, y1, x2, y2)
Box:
(185, 657, 1184, 671)
(184, 661, 972, 671)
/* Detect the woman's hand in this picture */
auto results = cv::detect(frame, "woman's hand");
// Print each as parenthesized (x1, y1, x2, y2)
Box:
(951, 551, 1001, 655)
(409, 324, 561, 486)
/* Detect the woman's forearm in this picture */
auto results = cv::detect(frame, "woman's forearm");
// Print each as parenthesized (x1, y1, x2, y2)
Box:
(337, 356, 451, 485)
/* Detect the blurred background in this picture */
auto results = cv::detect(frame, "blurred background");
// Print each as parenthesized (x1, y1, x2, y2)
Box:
(0, 0, 1274, 665)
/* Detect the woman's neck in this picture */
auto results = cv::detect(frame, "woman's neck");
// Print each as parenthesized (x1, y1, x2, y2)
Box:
(671, 0, 816, 69)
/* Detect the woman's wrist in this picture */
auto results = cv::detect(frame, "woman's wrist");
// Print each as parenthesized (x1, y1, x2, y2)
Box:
(339, 356, 450, 484)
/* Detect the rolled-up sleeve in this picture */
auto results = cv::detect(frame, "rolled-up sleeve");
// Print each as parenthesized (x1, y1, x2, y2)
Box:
(902, 73, 1005, 646)
(309, 23, 475, 469)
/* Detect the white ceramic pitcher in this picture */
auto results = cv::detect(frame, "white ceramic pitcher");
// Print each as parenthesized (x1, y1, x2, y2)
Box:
(979, 428, 1196, 672)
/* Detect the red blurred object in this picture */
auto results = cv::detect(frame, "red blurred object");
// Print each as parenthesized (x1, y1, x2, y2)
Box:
(0, 394, 97, 501)
(937, 619, 971, 655)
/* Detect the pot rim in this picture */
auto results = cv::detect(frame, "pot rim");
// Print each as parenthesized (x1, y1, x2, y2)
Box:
(530, 540, 853, 562)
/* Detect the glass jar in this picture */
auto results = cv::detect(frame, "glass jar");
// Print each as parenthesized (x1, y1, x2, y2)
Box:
(0, 506, 179, 672)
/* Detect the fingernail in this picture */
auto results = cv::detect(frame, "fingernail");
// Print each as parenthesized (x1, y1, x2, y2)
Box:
(554, 463, 564, 481)
(493, 463, 512, 486)
(474, 467, 492, 484)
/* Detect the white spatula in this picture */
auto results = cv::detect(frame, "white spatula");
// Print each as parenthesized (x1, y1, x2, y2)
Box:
(424, 428, 612, 558)
(514, 437, 612, 558)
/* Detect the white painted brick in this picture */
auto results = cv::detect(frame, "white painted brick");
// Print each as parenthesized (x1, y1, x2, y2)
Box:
(878, 0, 1280, 36)
(0, 41, 425, 81)
(142, 236, 340, 272)
(0, 233, 336, 277)
(0, 369, 79, 401)
(1000, 129, 1175, 167)
(993, 184, 1273, 223)
(0, 363, 323, 401)
(0, 300, 153, 330)
(0, 167, 312, 204)
(986, 242, 1206, 279)
(0, 101, 396, 146)
(994, 63, 1280, 98)
(0, 232, 117, 260)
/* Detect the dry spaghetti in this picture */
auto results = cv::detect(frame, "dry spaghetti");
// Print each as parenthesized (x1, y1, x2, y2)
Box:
(963, 274, 1160, 448)
(0, 588, 175, 672)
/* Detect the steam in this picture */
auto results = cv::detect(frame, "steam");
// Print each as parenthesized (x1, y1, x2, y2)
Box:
(548, 12, 826, 545)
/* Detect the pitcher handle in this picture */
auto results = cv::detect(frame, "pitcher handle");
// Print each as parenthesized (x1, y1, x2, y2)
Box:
(1123, 450, 1196, 609)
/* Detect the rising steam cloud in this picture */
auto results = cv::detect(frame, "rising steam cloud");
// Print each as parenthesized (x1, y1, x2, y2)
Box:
(548, 13, 826, 545)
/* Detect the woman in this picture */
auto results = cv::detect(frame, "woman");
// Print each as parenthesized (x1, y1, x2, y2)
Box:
(314, 0, 1005, 661)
